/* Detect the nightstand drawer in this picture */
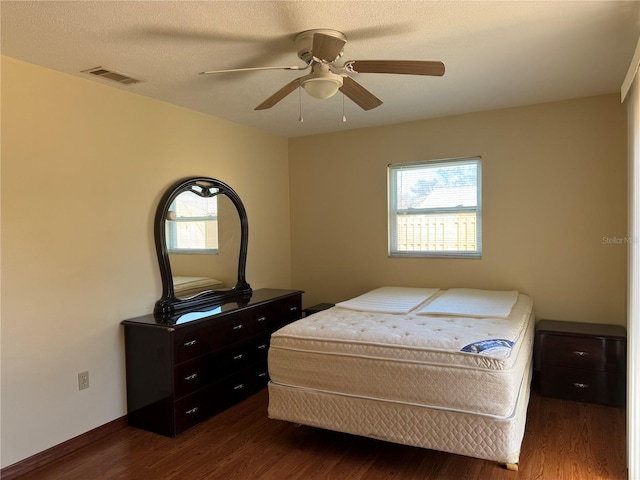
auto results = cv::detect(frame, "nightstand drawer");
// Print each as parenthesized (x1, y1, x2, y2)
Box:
(539, 333, 625, 374)
(542, 335, 609, 371)
(540, 367, 625, 407)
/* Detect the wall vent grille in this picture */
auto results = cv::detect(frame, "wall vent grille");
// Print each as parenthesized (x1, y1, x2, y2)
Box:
(81, 66, 143, 85)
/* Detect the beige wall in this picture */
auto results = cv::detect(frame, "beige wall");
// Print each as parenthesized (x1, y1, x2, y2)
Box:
(289, 94, 628, 326)
(0, 57, 291, 467)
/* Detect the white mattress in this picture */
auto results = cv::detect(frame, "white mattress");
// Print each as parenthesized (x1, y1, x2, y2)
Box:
(269, 293, 534, 417)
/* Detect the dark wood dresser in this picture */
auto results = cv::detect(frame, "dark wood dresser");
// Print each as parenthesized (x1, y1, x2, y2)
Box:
(121, 288, 303, 437)
(534, 319, 626, 407)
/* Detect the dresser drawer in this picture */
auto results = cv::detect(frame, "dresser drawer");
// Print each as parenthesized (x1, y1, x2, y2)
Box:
(174, 314, 254, 363)
(219, 368, 258, 403)
(173, 369, 260, 435)
(540, 367, 625, 407)
(174, 387, 216, 435)
(252, 296, 302, 335)
(174, 381, 229, 435)
(174, 343, 254, 398)
(174, 336, 273, 398)
(253, 360, 270, 388)
(252, 335, 271, 361)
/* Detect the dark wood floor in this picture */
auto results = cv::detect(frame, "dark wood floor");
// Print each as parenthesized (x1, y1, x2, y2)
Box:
(18, 389, 627, 479)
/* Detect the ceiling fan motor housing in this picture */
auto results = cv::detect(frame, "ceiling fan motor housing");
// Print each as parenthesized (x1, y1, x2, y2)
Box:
(295, 29, 347, 64)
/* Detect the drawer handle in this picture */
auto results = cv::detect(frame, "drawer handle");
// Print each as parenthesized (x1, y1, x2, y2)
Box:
(257, 316, 267, 322)
(184, 373, 198, 381)
(257, 343, 268, 350)
(233, 383, 245, 391)
(233, 353, 245, 361)
(183, 340, 197, 347)
(258, 372, 268, 378)
(573, 350, 589, 356)
(185, 407, 198, 415)
(573, 382, 590, 389)
(232, 324, 244, 330)
(290, 306, 298, 311)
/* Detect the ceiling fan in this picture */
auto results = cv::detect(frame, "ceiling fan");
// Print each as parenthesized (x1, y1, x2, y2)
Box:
(199, 29, 445, 111)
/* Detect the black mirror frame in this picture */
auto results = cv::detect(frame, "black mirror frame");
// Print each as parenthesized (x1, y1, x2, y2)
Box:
(153, 177, 251, 314)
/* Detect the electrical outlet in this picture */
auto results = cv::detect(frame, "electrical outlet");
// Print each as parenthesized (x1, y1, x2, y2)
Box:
(78, 371, 89, 391)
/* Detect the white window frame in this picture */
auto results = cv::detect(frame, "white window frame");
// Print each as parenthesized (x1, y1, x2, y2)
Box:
(388, 156, 482, 259)
(166, 195, 219, 255)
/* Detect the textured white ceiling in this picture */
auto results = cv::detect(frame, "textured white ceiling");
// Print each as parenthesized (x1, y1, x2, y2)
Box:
(2, 1, 639, 137)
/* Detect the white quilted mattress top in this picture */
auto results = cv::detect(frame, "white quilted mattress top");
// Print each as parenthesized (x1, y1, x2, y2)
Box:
(271, 292, 533, 371)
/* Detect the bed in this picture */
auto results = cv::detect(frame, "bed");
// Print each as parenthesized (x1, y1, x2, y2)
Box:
(173, 275, 223, 297)
(267, 286, 535, 471)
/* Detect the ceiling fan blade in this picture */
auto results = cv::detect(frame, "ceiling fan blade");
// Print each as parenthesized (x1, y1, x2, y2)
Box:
(255, 78, 302, 110)
(339, 76, 383, 111)
(200, 65, 308, 75)
(312, 32, 347, 63)
(347, 60, 445, 76)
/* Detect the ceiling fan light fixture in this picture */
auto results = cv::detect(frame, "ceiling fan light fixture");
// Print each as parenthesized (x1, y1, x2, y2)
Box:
(302, 72, 344, 100)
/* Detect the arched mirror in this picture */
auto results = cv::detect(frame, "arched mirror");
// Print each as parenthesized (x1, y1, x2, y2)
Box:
(154, 177, 251, 314)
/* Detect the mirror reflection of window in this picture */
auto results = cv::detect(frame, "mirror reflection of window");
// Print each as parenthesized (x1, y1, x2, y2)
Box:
(166, 191, 219, 254)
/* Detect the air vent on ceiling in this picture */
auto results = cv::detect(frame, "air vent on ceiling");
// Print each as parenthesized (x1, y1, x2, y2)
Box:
(81, 66, 143, 85)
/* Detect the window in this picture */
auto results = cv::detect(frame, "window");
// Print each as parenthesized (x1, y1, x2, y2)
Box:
(388, 157, 482, 258)
(166, 190, 219, 254)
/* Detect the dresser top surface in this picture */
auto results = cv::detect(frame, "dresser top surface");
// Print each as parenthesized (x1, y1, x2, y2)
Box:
(121, 288, 303, 328)
(536, 319, 626, 339)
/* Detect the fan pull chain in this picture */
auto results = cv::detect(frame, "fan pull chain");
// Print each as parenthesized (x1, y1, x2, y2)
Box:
(298, 86, 304, 123)
(342, 92, 347, 123)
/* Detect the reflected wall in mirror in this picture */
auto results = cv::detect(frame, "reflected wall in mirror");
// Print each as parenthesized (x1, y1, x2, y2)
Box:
(154, 177, 250, 315)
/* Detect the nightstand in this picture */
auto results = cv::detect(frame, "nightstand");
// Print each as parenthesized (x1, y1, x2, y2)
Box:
(534, 319, 626, 407)
(302, 303, 335, 317)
